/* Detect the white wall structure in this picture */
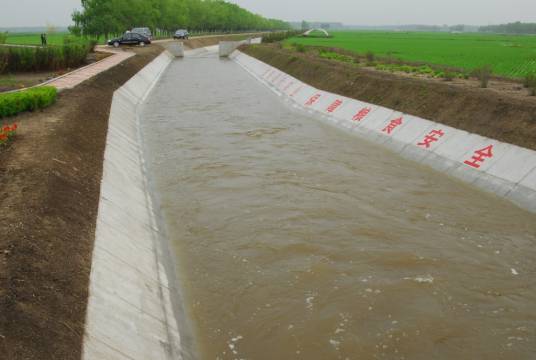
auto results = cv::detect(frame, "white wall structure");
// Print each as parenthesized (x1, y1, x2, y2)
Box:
(231, 50, 536, 213)
(167, 42, 185, 57)
(303, 28, 330, 37)
(82, 51, 188, 360)
(219, 38, 262, 57)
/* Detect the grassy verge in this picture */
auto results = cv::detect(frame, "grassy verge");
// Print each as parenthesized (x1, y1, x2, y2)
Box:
(0, 86, 57, 118)
(0, 38, 96, 73)
(283, 43, 474, 82)
(285, 31, 536, 78)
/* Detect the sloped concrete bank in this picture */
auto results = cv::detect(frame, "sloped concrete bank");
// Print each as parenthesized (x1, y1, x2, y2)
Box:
(242, 45, 536, 151)
(82, 51, 190, 359)
(231, 50, 536, 213)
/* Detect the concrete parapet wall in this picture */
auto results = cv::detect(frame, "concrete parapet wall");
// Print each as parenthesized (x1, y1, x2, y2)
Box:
(82, 50, 186, 360)
(168, 42, 185, 57)
(232, 50, 536, 213)
(219, 38, 262, 57)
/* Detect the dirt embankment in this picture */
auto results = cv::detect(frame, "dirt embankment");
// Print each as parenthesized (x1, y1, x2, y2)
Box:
(0, 45, 163, 360)
(243, 44, 536, 150)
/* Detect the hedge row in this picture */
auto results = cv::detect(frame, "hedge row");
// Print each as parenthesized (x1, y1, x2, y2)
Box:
(262, 30, 303, 43)
(0, 40, 96, 73)
(0, 86, 57, 118)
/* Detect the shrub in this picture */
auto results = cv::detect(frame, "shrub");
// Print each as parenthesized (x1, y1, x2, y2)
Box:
(0, 48, 8, 73)
(523, 72, 536, 88)
(400, 65, 413, 73)
(443, 71, 455, 81)
(0, 39, 93, 74)
(417, 66, 434, 75)
(0, 32, 7, 45)
(525, 72, 536, 96)
(473, 65, 492, 88)
(294, 43, 307, 53)
(318, 50, 354, 63)
(365, 51, 375, 64)
(263, 31, 302, 43)
(0, 86, 57, 118)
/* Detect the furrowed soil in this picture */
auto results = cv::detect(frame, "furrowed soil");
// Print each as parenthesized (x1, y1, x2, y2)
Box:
(0, 45, 162, 360)
(243, 44, 536, 150)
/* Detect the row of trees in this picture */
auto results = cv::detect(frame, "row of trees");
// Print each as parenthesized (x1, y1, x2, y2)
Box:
(479, 22, 536, 35)
(70, 0, 290, 39)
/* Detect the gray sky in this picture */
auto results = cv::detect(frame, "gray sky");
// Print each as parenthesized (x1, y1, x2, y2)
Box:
(1, 0, 535, 27)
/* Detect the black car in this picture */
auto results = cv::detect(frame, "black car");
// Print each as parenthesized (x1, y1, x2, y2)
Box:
(108, 32, 151, 47)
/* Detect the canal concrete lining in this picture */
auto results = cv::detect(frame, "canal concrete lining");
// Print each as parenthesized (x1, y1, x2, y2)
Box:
(231, 50, 536, 213)
(81, 43, 535, 359)
(82, 50, 186, 360)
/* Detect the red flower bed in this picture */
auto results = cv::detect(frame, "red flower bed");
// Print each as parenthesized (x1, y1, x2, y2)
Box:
(0, 123, 17, 145)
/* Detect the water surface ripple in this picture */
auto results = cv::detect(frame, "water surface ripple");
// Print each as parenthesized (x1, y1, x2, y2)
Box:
(141, 55, 536, 360)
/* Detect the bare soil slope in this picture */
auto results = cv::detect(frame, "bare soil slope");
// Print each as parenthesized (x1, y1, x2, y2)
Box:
(0, 46, 162, 360)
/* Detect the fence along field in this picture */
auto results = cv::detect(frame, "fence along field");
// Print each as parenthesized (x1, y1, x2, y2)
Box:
(288, 31, 536, 78)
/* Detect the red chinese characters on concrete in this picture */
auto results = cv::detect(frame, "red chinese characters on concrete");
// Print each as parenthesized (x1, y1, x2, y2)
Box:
(305, 93, 322, 106)
(272, 73, 283, 82)
(382, 117, 403, 134)
(352, 107, 372, 122)
(326, 99, 343, 113)
(464, 145, 494, 169)
(277, 76, 287, 85)
(290, 85, 304, 97)
(417, 129, 445, 148)
(283, 81, 295, 92)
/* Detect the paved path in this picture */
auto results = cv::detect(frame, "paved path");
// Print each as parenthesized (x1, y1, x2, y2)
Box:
(45, 47, 135, 91)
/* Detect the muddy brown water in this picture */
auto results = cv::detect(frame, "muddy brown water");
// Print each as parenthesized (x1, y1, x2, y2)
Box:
(141, 52, 536, 360)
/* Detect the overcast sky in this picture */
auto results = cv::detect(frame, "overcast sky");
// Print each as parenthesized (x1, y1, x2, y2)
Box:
(1, 0, 535, 27)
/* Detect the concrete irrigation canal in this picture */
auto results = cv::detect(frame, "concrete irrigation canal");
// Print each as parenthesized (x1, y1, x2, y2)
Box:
(83, 44, 536, 359)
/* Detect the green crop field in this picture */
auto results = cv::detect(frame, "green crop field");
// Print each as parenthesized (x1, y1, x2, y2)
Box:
(5, 32, 70, 46)
(286, 31, 536, 78)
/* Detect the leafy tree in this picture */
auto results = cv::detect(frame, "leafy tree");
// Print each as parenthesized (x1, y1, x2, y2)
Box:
(72, 0, 290, 37)
(479, 22, 536, 34)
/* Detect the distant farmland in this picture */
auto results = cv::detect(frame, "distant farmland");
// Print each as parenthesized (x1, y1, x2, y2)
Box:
(287, 31, 536, 78)
(5, 32, 70, 46)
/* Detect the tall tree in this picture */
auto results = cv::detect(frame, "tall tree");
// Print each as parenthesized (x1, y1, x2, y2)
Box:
(72, 0, 290, 37)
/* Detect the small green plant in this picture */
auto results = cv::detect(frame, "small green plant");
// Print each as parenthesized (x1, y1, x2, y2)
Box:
(0, 122, 17, 145)
(0, 86, 57, 118)
(524, 72, 536, 96)
(417, 65, 434, 75)
(473, 65, 492, 88)
(443, 71, 455, 81)
(294, 43, 307, 53)
(318, 50, 354, 63)
(365, 51, 375, 65)
(0, 32, 7, 45)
